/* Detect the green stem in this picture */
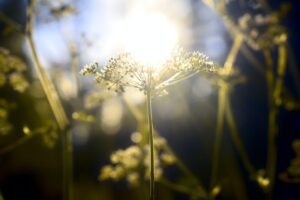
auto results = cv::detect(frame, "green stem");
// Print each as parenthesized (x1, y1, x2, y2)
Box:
(210, 82, 227, 193)
(26, 2, 71, 200)
(265, 45, 287, 198)
(161, 143, 204, 183)
(0, 134, 36, 155)
(209, 32, 242, 197)
(123, 97, 207, 198)
(264, 50, 274, 106)
(159, 71, 198, 88)
(263, 49, 277, 198)
(159, 178, 192, 196)
(62, 129, 73, 200)
(224, 33, 243, 72)
(159, 178, 206, 199)
(225, 95, 256, 176)
(146, 70, 155, 200)
(26, 0, 68, 130)
(161, 145, 207, 198)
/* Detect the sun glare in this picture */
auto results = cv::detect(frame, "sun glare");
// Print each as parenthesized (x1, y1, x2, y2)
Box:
(121, 12, 179, 68)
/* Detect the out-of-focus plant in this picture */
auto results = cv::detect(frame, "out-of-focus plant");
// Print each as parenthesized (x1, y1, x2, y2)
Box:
(26, 2, 73, 200)
(0, 47, 28, 136)
(0, 122, 58, 155)
(0, 99, 13, 136)
(0, 0, 72, 199)
(0, 47, 29, 93)
(200, 0, 294, 199)
(0, 46, 59, 152)
(80, 48, 217, 199)
(0, 0, 299, 199)
(279, 139, 300, 183)
(99, 134, 174, 185)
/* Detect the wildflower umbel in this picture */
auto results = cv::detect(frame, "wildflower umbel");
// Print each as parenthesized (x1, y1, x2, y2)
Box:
(81, 48, 216, 200)
(80, 48, 216, 95)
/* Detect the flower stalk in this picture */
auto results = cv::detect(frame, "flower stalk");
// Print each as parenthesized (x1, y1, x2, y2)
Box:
(146, 69, 155, 200)
(122, 97, 208, 198)
(81, 48, 216, 199)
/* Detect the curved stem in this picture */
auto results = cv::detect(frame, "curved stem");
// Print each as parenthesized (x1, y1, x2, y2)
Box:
(26, 0, 68, 130)
(26, 2, 71, 200)
(146, 70, 155, 200)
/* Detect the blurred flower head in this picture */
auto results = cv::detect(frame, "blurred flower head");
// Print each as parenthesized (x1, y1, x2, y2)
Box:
(99, 133, 176, 186)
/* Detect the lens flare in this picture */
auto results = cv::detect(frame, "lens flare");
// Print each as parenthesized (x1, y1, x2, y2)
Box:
(121, 12, 179, 68)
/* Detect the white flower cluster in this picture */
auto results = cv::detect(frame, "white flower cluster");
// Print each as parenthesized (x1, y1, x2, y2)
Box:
(80, 48, 217, 96)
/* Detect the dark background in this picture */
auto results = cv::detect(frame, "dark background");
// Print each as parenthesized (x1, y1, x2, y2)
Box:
(0, 0, 300, 199)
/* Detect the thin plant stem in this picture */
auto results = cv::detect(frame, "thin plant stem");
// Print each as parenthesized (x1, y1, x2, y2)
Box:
(266, 107, 278, 198)
(273, 45, 287, 105)
(263, 46, 288, 197)
(146, 70, 155, 200)
(62, 129, 73, 200)
(123, 97, 207, 198)
(160, 143, 206, 188)
(224, 33, 243, 72)
(203, 0, 289, 197)
(26, 1, 71, 200)
(160, 70, 202, 88)
(225, 94, 256, 176)
(0, 134, 36, 155)
(210, 33, 243, 196)
(27, 35, 68, 128)
(210, 82, 227, 192)
(202, 0, 266, 78)
(159, 178, 194, 196)
(159, 178, 206, 199)
(263, 49, 276, 196)
(265, 44, 287, 198)
(26, 0, 68, 130)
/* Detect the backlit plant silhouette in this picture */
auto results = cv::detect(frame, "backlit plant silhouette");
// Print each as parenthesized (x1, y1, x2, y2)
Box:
(202, 0, 292, 199)
(0, 0, 300, 200)
(80, 49, 216, 199)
